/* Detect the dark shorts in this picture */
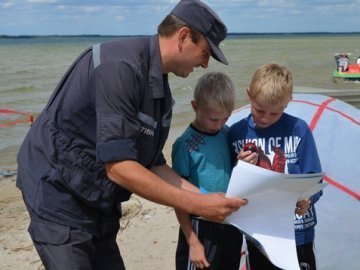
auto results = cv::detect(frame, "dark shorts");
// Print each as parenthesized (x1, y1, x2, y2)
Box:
(27, 211, 125, 270)
(246, 240, 283, 270)
(247, 240, 316, 270)
(176, 218, 243, 270)
(297, 242, 316, 270)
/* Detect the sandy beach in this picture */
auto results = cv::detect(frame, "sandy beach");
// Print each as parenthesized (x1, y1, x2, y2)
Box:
(0, 143, 180, 270)
(0, 174, 179, 270)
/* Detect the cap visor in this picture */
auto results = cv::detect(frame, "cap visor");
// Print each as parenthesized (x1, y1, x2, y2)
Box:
(208, 39, 228, 65)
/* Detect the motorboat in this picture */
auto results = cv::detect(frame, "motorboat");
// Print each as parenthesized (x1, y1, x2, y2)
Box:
(333, 52, 360, 82)
(332, 63, 360, 82)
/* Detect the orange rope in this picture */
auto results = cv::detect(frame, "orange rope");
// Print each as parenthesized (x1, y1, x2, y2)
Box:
(0, 108, 34, 127)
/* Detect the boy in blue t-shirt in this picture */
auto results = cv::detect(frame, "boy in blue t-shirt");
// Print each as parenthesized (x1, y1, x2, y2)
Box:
(172, 72, 246, 270)
(228, 63, 323, 270)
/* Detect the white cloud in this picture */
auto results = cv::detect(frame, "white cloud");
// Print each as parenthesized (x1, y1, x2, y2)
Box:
(27, 0, 58, 3)
(81, 5, 102, 13)
(2, 2, 15, 8)
(0, 0, 359, 35)
(115, 16, 125, 22)
(57, 5, 66, 10)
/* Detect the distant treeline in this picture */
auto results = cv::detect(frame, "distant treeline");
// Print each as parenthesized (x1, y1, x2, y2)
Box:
(227, 32, 360, 38)
(1, 32, 359, 39)
(0, 34, 129, 39)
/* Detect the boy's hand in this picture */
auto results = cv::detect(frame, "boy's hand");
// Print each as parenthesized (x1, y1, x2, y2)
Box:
(189, 238, 210, 269)
(295, 198, 311, 216)
(237, 149, 258, 165)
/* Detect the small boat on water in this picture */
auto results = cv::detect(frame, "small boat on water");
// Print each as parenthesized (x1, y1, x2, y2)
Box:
(333, 52, 360, 82)
(332, 63, 360, 82)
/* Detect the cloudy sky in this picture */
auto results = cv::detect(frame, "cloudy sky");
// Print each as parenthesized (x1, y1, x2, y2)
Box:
(0, 0, 359, 36)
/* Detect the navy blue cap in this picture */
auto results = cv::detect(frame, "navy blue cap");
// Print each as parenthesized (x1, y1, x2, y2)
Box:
(171, 0, 228, 65)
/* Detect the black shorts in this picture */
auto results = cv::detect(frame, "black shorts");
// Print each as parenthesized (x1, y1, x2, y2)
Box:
(297, 242, 316, 270)
(176, 218, 243, 270)
(246, 240, 283, 270)
(247, 240, 316, 270)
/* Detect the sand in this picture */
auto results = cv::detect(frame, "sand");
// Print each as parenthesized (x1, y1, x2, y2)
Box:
(0, 174, 179, 270)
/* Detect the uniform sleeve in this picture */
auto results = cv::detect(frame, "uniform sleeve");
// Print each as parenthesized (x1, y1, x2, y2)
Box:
(154, 153, 166, 167)
(92, 61, 143, 163)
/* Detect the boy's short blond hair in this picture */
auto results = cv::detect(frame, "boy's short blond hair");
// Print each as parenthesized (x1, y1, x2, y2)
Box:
(194, 72, 236, 114)
(248, 63, 293, 105)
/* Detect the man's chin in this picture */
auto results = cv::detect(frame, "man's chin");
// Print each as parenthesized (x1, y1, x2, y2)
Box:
(179, 72, 190, 78)
(173, 69, 192, 78)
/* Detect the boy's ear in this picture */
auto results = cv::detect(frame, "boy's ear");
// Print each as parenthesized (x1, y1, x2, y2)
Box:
(283, 95, 293, 109)
(246, 87, 251, 99)
(191, 100, 198, 111)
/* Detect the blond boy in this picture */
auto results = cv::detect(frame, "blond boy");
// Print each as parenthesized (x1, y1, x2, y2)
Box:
(228, 63, 323, 270)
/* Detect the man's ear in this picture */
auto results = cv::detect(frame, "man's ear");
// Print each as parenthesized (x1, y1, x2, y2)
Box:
(178, 27, 190, 47)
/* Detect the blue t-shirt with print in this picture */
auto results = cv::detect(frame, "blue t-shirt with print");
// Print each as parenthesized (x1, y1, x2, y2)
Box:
(228, 113, 323, 245)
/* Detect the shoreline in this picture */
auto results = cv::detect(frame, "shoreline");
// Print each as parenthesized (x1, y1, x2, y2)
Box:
(2, 32, 360, 39)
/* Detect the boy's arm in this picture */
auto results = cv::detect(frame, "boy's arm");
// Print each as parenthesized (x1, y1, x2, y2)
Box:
(309, 191, 322, 204)
(151, 164, 199, 192)
(295, 198, 311, 216)
(298, 127, 324, 205)
(175, 209, 210, 269)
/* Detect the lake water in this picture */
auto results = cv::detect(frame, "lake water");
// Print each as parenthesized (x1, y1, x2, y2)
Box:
(1, 34, 360, 170)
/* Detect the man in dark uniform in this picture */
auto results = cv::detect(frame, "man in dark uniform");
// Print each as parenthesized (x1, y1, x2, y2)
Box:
(16, 0, 247, 269)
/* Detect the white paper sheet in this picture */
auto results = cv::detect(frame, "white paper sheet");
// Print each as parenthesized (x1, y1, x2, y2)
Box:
(225, 160, 326, 270)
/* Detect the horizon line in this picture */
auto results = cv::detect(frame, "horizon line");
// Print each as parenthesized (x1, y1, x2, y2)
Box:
(1, 31, 360, 38)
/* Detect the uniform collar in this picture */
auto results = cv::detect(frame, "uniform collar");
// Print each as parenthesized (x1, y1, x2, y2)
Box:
(149, 35, 167, 99)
